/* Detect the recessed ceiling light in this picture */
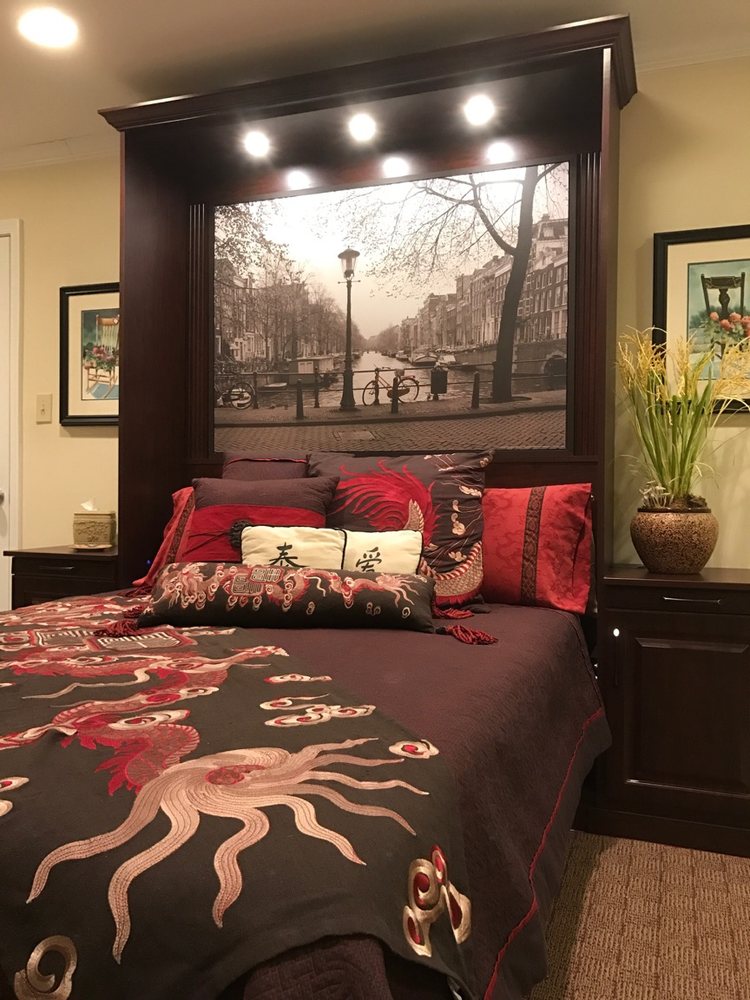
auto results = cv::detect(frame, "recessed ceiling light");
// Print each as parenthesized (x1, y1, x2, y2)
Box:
(463, 94, 496, 127)
(243, 129, 271, 158)
(382, 156, 410, 179)
(348, 112, 377, 143)
(486, 140, 514, 164)
(17, 6, 78, 49)
(287, 169, 313, 191)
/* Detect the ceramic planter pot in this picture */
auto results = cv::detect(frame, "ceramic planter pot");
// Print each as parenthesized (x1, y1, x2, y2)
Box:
(630, 507, 719, 574)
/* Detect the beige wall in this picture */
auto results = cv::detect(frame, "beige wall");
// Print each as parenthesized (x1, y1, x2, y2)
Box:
(0, 156, 119, 547)
(615, 55, 750, 568)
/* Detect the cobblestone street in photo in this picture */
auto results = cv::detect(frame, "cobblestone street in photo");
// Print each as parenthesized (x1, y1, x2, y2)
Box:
(215, 400, 565, 452)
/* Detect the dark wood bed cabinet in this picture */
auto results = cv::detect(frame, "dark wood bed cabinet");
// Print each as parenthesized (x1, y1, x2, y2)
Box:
(580, 567, 750, 857)
(99, 16, 635, 589)
(5, 546, 119, 608)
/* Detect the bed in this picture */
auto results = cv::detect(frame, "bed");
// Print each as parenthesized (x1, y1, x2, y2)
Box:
(0, 586, 608, 1000)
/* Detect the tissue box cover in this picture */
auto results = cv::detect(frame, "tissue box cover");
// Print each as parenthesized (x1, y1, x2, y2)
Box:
(73, 511, 116, 549)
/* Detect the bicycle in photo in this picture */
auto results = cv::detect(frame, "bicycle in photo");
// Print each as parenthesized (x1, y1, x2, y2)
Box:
(362, 369, 420, 405)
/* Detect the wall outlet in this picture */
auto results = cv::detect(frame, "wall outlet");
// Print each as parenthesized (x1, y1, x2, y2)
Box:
(36, 393, 53, 423)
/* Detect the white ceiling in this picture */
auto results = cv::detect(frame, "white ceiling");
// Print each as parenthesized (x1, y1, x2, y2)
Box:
(2, 0, 749, 169)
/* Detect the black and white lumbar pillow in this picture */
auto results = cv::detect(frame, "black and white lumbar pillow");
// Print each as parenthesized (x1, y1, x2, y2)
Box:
(240, 525, 346, 569)
(342, 529, 423, 574)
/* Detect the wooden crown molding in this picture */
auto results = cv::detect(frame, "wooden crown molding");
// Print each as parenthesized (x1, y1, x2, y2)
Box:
(99, 15, 636, 132)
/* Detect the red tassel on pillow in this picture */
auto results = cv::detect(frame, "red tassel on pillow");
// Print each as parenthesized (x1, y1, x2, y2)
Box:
(432, 605, 474, 620)
(93, 605, 148, 637)
(436, 624, 498, 645)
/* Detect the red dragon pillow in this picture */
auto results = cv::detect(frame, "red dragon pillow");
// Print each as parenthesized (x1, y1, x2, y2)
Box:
(308, 452, 491, 606)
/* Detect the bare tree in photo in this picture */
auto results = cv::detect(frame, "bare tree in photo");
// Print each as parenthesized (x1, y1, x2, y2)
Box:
(333, 163, 566, 402)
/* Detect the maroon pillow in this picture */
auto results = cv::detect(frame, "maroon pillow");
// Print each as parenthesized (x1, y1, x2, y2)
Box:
(308, 452, 490, 605)
(222, 451, 308, 481)
(177, 477, 338, 562)
(481, 484, 592, 613)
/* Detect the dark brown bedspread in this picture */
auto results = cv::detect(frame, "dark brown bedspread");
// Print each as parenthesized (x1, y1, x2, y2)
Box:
(0, 598, 607, 1000)
(237, 603, 609, 1000)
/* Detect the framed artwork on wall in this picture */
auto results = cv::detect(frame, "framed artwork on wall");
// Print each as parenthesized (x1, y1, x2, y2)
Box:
(60, 282, 120, 425)
(653, 224, 750, 411)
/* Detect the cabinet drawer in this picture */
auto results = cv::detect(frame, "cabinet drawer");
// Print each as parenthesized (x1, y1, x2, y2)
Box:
(12, 574, 115, 608)
(11, 556, 116, 584)
(604, 583, 749, 615)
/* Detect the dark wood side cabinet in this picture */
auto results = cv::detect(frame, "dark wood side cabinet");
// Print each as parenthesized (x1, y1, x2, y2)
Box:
(4, 547, 119, 609)
(581, 566, 750, 856)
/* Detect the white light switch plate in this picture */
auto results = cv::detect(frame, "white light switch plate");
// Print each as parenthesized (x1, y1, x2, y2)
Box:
(36, 393, 53, 423)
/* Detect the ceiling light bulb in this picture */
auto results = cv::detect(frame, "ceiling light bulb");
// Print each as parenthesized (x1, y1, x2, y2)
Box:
(486, 140, 514, 164)
(463, 94, 496, 127)
(287, 169, 313, 191)
(382, 156, 410, 179)
(18, 6, 78, 48)
(243, 130, 271, 158)
(348, 112, 377, 143)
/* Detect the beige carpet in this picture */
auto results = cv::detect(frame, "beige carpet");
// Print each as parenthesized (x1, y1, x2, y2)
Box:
(529, 832, 750, 1000)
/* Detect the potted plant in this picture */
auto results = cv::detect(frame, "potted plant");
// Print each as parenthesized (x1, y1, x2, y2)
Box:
(618, 330, 750, 574)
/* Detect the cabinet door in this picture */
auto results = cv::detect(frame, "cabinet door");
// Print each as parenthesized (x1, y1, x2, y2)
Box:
(601, 609, 750, 828)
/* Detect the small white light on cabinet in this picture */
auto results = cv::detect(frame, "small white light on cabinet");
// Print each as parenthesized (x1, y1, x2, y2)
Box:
(242, 130, 271, 158)
(612, 627, 620, 638)
(463, 94, 496, 127)
(382, 156, 410, 179)
(348, 112, 377, 142)
(486, 140, 514, 165)
(286, 169, 313, 191)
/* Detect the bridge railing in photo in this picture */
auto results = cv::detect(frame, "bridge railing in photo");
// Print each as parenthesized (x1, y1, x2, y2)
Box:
(214, 358, 566, 420)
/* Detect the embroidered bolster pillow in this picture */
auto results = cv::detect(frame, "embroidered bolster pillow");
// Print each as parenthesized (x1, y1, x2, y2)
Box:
(139, 562, 436, 632)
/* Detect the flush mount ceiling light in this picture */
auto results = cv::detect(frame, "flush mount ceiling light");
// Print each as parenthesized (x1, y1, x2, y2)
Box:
(486, 140, 515, 164)
(382, 155, 410, 179)
(463, 93, 496, 127)
(242, 129, 271, 158)
(17, 6, 78, 48)
(286, 169, 313, 191)
(348, 112, 377, 143)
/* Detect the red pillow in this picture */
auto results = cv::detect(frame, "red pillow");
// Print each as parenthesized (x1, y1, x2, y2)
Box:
(133, 486, 195, 587)
(176, 477, 339, 562)
(481, 483, 592, 613)
(222, 451, 308, 481)
(308, 452, 490, 606)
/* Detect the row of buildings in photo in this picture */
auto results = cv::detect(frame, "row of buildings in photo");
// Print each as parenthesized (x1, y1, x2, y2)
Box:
(215, 217, 568, 373)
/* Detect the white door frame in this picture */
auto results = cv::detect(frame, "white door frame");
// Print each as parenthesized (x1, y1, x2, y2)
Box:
(0, 219, 22, 611)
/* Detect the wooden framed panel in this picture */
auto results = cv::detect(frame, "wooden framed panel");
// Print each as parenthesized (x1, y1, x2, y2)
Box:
(105, 19, 635, 583)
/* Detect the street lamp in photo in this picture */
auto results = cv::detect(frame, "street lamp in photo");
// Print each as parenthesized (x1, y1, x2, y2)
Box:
(338, 247, 360, 411)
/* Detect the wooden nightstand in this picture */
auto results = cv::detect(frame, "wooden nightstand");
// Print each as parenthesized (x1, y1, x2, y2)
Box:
(582, 566, 750, 856)
(3, 546, 119, 609)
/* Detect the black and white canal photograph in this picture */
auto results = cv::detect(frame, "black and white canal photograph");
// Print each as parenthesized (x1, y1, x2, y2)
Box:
(213, 160, 570, 454)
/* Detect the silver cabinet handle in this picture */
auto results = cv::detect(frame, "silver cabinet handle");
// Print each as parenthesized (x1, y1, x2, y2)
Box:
(662, 595, 722, 605)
